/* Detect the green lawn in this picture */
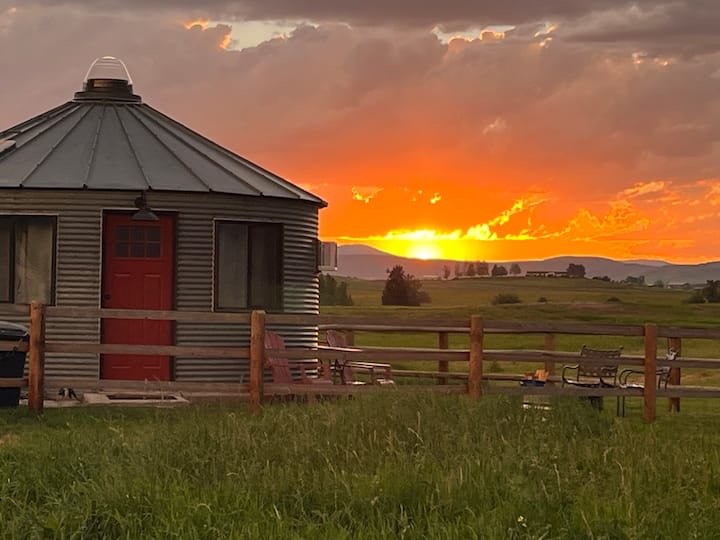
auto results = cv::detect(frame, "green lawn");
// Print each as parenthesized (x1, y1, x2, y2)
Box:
(2, 393, 720, 539)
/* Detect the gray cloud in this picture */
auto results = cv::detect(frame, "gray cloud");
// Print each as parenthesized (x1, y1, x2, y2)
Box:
(562, 1, 720, 56)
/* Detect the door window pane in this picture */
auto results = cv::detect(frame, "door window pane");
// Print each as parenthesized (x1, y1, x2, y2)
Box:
(114, 225, 162, 259)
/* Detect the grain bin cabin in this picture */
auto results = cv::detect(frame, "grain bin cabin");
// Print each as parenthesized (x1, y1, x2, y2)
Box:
(0, 57, 329, 384)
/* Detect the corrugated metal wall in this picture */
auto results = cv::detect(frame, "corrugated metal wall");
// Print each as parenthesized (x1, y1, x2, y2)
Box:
(0, 189, 321, 382)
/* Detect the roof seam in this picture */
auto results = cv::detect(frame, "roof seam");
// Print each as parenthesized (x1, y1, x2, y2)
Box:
(142, 104, 299, 197)
(138, 105, 263, 195)
(123, 106, 211, 191)
(0, 101, 77, 140)
(114, 104, 150, 189)
(83, 105, 105, 188)
(4, 104, 81, 155)
(21, 106, 94, 186)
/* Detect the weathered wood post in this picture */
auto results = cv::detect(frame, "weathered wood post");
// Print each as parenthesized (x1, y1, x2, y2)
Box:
(668, 336, 681, 413)
(27, 301, 46, 413)
(438, 331, 449, 385)
(544, 333, 556, 382)
(249, 310, 266, 414)
(468, 315, 483, 400)
(643, 323, 657, 423)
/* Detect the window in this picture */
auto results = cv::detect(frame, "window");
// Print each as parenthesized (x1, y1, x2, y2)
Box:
(215, 221, 282, 311)
(0, 216, 56, 304)
(114, 225, 162, 258)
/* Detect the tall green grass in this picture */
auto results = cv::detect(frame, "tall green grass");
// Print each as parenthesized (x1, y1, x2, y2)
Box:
(2, 393, 720, 538)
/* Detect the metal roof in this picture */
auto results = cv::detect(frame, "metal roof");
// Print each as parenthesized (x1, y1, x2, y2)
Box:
(0, 57, 326, 206)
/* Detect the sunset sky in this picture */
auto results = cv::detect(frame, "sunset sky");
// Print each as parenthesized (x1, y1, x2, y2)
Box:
(1, 1, 719, 263)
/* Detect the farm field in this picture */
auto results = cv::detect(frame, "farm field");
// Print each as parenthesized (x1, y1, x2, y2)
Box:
(323, 277, 720, 385)
(2, 392, 720, 539)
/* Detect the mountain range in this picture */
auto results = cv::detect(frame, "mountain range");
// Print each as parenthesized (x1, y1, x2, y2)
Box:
(333, 244, 720, 284)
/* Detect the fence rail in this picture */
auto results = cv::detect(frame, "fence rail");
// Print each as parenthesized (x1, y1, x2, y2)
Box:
(2, 303, 720, 420)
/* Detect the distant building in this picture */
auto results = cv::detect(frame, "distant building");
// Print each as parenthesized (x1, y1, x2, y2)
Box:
(526, 270, 569, 278)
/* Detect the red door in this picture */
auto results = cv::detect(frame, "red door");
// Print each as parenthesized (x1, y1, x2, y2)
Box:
(101, 213, 174, 380)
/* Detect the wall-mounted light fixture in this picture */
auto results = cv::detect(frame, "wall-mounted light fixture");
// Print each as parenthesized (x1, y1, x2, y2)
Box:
(131, 192, 159, 221)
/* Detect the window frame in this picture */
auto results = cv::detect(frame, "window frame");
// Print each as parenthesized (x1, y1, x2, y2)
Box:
(213, 219, 284, 312)
(0, 214, 58, 305)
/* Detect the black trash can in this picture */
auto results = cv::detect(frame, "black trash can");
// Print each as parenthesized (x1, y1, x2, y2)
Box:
(0, 321, 29, 408)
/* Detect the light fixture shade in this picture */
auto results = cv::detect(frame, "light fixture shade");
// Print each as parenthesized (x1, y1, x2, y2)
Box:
(131, 207, 159, 221)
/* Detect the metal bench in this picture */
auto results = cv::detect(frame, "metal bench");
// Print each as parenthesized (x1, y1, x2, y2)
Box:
(562, 345, 622, 410)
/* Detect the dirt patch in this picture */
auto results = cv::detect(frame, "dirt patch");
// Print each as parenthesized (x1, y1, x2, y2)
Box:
(0, 433, 19, 447)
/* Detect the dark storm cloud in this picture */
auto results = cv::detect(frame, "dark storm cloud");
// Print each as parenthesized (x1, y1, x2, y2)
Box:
(0, 0, 656, 27)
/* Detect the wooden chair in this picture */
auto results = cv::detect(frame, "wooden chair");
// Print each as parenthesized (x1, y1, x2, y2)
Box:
(325, 329, 394, 385)
(562, 345, 622, 410)
(616, 349, 675, 416)
(264, 330, 332, 401)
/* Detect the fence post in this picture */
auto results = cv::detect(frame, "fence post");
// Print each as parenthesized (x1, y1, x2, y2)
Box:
(544, 333, 556, 382)
(437, 331, 449, 385)
(643, 323, 657, 423)
(468, 315, 483, 400)
(27, 301, 46, 413)
(249, 310, 266, 414)
(668, 337, 681, 413)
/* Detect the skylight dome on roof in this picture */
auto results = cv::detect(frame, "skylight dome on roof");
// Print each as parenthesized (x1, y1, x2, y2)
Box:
(74, 56, 141, 103)
(84, 56, 133, 84)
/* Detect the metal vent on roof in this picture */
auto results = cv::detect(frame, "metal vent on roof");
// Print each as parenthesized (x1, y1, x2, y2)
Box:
(74, 56, 141, 103)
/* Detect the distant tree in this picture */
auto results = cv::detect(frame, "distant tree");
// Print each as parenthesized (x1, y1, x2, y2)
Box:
(319, 274, 354, 306)
(702, 280, 720, 303)
(381, 265, 430, 306)
(442, 265, 452, 280)
(509, 263, 522, 276)
(491, 264, 508, 277)
(592, 275, 611, 282)
(454, 263, 463, 278)
(652, 280, 665, 288)
(623, 275, 645, 286)
(465, 262, 476, 277)
(476, 262, 489, 277)
(566, 263, 586, 278)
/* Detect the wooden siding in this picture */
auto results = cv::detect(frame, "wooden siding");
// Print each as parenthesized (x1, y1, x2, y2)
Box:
(0, 189, 320, 382)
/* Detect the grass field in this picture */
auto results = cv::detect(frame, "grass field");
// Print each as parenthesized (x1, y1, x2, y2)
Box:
(2, 393, 720, 539)
(2, 277, 720, 538)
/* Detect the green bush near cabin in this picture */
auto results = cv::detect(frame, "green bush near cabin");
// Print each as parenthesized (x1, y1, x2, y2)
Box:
(1, 393, 720, 538)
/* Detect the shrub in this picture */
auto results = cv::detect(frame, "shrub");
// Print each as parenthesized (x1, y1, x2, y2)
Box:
(537, 296, 548, 303)
(606, 297, 621, 303)
(684, 290, 706, 304)
(492, 293, 521, 305)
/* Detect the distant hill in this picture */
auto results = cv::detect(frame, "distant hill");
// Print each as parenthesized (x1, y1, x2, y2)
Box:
(332, 245, 720, 284)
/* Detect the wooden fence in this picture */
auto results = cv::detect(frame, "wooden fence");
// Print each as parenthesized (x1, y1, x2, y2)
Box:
(2, 303, 720, 422)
